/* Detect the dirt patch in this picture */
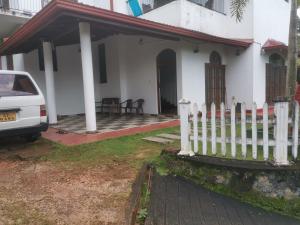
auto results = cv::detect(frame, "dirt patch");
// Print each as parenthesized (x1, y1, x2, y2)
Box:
(0, 139, 137, 225)
(0, 138, 52, 161)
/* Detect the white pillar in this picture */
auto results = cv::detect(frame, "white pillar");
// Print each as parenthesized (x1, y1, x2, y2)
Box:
(79, 22, 97, 133)
(1, 56, 7, 70)
(43, 41, 57, 125)
(12, 54, 25, 71)
(178, 99, 194, 156)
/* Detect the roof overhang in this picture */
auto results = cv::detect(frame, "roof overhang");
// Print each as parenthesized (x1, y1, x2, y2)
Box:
(0, 0, 253, 55)
(262, 39, 288, 52)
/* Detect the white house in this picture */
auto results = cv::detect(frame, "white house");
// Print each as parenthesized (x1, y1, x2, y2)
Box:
(0, 0, 291, 132)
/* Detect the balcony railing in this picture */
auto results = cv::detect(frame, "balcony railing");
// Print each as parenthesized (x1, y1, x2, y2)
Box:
(128, 0, 176, 16)
(187, 0, 225, 14)
(0, 0, 51, 16)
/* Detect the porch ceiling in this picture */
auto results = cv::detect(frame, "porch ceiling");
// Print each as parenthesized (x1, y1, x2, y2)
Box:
(0, 0, 253, 55)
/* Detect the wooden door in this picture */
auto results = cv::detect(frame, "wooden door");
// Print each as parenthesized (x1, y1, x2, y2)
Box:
(266, 63, 287, 104)
(205, 63, 226, 107)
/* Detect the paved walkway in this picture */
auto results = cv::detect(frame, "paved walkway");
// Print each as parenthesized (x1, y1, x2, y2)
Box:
(43, 119, 179, 146)
(146, 174, 300, 225)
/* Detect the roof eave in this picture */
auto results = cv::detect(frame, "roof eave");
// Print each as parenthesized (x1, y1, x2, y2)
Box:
(0, 0, 252, 55)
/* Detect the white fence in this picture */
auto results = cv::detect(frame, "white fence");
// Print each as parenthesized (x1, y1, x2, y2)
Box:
(178, 99, 300, 166)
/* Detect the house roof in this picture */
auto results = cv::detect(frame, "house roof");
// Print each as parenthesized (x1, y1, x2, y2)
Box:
(262, 39, 288, 51)
(0, 0, 252, 55)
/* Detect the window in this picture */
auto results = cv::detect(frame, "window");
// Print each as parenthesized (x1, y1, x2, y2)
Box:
(0, 74, 38, 97)
(38, 45, 58, 72)
(209, 51, 222, 64)
(269, 53, 285, 66)
(98, 44, 107, 84)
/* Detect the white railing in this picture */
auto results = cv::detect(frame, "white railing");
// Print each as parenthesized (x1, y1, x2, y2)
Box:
(0, 0, 51, 16)
(178, 99, 300, 166)
(187, 0, 225, 14)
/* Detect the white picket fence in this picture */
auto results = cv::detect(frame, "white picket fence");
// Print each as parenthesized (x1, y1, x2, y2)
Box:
(178, 99, 300, 166)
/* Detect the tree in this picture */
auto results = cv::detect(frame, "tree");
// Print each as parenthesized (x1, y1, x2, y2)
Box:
(286, 0, 298, 98)
(231, 0, 298, 99)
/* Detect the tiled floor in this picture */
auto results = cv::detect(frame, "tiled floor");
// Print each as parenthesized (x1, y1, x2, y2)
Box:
(51, 113, 176, 134)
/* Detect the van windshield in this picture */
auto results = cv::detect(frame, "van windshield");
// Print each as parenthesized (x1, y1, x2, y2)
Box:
(0, 74, 38, 97)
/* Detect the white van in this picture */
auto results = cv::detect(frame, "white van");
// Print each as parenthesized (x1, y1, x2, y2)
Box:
(0, 70, 48, 141)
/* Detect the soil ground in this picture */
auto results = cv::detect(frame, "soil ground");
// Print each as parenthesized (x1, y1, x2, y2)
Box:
(0, 137, 140, 225)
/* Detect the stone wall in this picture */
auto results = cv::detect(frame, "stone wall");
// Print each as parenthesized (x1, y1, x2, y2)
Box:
(161, 153, 300, 201)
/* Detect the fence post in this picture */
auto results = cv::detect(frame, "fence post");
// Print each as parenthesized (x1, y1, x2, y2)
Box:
(193, 103, 199, 154)
(263, 103, 269, 160)
(274, 101, 289, 165)
(202, 104, 207, 155)
(178, 99, 194, 156)
(231, 102, 236, 158)
(211, 103, 217, 155)
(220, 103, 226, 156)
(292, 102, 299, 159)
(241, 102, 247, 158)
(252, 103, 257, 159)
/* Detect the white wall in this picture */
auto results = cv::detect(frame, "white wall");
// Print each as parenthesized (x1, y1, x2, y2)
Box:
(226, 45, 254, 108)
(23, 35, 183, 116)
(117, 35, 182, 114)
(79, 0, 110, 10)
(12, 53, 25, 71)
(140, 0, 253, 39)
(180, 0, 253, 39)
(250, 0, 291, 107)
(24, 45, 86, 116)
(253, 0, 291, 45)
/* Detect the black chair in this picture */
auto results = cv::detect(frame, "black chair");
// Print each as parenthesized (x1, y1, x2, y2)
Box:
(96, 98, 120, 114)
(120, 99, 133, 114)
(133, 99, 144, 115)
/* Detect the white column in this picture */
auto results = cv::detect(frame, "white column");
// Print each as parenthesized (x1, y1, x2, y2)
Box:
(79, 22, 97, 133)
(43, 41, 57, 125)
(1, 56, 8, 70)
(12, 54, 25, 71)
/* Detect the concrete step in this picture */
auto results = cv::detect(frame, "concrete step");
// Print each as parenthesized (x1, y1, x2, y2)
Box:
(142, 137, 174, 144)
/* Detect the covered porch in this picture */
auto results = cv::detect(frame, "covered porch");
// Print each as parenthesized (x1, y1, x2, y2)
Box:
(0, 0, 251, 134)
(52, 113, 175, 134)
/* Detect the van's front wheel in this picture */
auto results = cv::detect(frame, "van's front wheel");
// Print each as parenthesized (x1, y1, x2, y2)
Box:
(25, 133, 41, 142)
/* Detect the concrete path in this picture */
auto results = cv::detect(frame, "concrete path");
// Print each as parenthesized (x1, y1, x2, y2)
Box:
(145, 174, 300, 225)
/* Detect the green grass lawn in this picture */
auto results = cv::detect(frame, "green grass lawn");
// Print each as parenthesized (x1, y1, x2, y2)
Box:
(42, 126, 180, 169)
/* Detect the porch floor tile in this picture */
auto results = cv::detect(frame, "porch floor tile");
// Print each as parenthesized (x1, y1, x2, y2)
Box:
(42, 114, 180, 146)
(51, 114, 175, 134)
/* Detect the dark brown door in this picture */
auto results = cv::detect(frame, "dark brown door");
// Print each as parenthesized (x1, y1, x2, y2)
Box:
(205, 63, 226, 107)
(7, 55, 14, 70)
(266, 63, 287, 104)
